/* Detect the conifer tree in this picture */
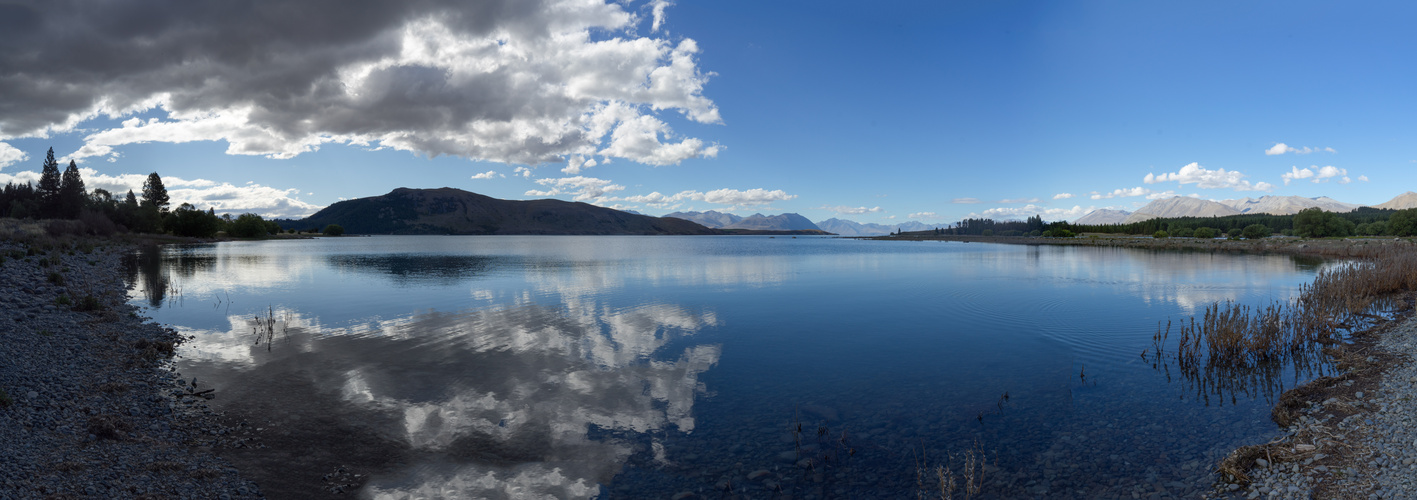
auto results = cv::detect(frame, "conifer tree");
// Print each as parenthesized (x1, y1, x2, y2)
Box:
(142, 173, 170, 214)
(37, 148, 61, 217)
(59, 160, 86, 218)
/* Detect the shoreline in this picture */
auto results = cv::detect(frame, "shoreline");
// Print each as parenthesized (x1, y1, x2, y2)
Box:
(0, 235, 261, 499)
(869, 232, 1417, 498)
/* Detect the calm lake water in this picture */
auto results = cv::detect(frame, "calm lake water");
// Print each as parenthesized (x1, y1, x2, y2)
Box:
(127, 236, 1332, 499)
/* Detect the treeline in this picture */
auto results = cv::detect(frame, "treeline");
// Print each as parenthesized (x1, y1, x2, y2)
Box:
(0, 147, 331, 238)
(928, 215, 1048, 236)
(1073, 207, 1413, 239)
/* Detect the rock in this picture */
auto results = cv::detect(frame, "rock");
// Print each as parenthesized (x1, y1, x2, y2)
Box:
(1255, 458, 1269, 468)
(671, 492, 695, 500)
(748, 469, 772, 480)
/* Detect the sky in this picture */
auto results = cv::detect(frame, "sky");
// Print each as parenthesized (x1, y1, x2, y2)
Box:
(1, 1, 1415, 224)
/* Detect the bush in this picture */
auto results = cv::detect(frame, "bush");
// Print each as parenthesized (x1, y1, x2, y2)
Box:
(322, 224, 345, 236)
(55, 294, 71, 306)
(1153, 230, 1169, 238)
(1242, 224, 1271, 240)
(47, 272, 64, 285)
(0, 387, 10, 407)
(1043, 229, 1074, 238)
(1173, 227, 1194, 238)
(1226, 228, 1243, 239)
(227, 213, 272, 238)
(1293, 208, 1355, 238)
(1029, 230, 1041, 237)
(981, 229, 994, 237)
(1193, 227, 1217, 239)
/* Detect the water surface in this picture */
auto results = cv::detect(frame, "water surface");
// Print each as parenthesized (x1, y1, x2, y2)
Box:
(129, 236, 1329, 499)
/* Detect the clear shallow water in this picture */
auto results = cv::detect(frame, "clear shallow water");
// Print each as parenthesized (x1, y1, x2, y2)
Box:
(128, 236, 1331, 499)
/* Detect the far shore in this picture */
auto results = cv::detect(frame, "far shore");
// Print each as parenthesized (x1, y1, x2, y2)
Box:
(857, 232, 1416, 259)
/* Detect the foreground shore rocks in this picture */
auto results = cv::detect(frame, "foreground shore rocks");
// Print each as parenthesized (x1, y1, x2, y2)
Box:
(0, 238, 260, 499)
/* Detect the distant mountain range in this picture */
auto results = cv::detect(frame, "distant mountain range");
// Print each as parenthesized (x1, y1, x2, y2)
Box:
(288, 188, 722, 235)
(663, 210, 822, 231)
(1074, 192, 1417, 226)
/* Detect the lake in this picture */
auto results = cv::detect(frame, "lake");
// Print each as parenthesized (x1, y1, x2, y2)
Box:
(126, 236, 1332, 499)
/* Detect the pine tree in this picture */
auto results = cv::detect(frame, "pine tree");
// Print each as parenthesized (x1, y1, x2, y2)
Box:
(142, 173, 170, 214)
(37, 148, 61, 218)
(59, 160, 86, 219)
(124, 190, 138, 207)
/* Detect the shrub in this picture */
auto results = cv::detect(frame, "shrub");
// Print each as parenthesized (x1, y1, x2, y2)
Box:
(1173, 227, 1194, 238)
(1226, 228, 1243, 239)
(1029, 230, 1041, 237)
(47, 272, 64, 285)
(1193, 227, 1216, 239)
(322, 224, 345, 236)
(55, 294, 71, 306)
(0, 387, 10, 408)
(1242, 224, 1271, 240)
(1153, 230, 1169, 238)
(227, 213, 272, 238)
(981, 229, 994, 237)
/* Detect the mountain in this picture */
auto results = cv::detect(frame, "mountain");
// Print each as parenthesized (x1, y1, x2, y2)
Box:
(725, 213, 821, 231)
(1219, 195, 1359, 215)
(663, 210, 742, 228)
(1073, 209, 1132, 225)
(815, 218, 896, 236)
(1122, 197, 1242, 224)
(1375, 192, 1417, 210)
(291, 187, 720, 235)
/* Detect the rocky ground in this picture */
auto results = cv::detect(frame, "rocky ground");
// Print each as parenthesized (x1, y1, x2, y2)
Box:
(0, 236, 262, 499)
(1205, 301, 1417, 500)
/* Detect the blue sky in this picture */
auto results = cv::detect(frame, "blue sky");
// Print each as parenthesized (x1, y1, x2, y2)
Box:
(1, 1, 1414, 223)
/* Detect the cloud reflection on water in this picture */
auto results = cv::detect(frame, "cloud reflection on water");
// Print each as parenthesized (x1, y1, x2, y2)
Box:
(177, 299, 720, 499)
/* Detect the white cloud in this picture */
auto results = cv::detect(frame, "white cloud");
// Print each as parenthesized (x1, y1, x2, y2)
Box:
(606, 188, 795, 209)
(470, 170, 502, 180)
(4, 2, 724, 169)
(0, 142, 28, 169)
(1052, 193, 1074, 200)
(951, 198, 981, 204)
(1358, 175, 1370, 182)
(1091, 187, 1151, 200)
(817, 205, 884, 215)
(999, 197, 1041, 204)
(561, 155, 599, 175)
(1284, 165, 1351, 184)
(1265, 143, 1335, 155)
(514, 166, 533, 178)
(1144, 162, 1273, 192)
(965, 204, 1098, 223)
(0, 167, 321, 218)
(526, 176, 625, 202)
(907, 212, 938, 220)
(649, 0, 673, 32)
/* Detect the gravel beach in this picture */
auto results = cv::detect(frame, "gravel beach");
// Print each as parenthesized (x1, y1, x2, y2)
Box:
(0, 237, 261, 499)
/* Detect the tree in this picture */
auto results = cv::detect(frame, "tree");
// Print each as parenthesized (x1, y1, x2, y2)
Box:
(1226, 227, 1243, 239)
(58, 160, 86, 219)
(1241, 224, 1270, 240)
(227, 213, 274, 238)
(1153, 230, 1169, 238)
(1388, 209, 1417, 237)
(142, 173, 170, 214)
(1294, 208, 1355, 238)
(1193, 227, 1217, 239)
(322, 224, 345, 236)
(167, 203, 223, 237)
(37, 148, 61, 218)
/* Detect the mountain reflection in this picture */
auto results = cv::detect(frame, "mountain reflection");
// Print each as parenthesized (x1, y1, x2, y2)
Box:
(177, 299, 721, 499)
(327, 254, 499, 286)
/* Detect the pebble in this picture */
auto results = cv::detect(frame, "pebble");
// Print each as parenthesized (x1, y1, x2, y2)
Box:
(0, 239, 259, 499)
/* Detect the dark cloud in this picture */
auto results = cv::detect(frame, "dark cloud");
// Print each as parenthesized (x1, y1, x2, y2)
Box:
(0, 0, 721, 166)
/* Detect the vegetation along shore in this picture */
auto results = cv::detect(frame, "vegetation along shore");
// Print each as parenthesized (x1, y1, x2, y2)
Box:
(869, 208, 1417, 498)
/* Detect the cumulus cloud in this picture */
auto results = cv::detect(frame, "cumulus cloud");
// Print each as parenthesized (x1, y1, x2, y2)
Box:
(0, 142, 28, 169)
(951, 198, 981, 204)
(0, 1, 722, 168)
(1283, 165, 1353, 185)
(469, 170, 501, 180)
(1359, 175, 1370, 182)
(0, 167, 321, 218)
(966, 204, 1098, 223)
(1265, 143, 1335, 155)
(1144, 162, 1274, 192)
(1091, 187, 1151, 200)
(816, 205, 883, 215)
(606, 188, 795, 209)
(525, 176, 625, 202)
(907, 212, 938, 220)
(561, 155, 599, 175)
(1052, 193, 1074, 200)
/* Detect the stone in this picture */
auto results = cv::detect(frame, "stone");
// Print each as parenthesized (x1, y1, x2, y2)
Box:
(748, 469, 772, 480)
(1255, 458, 1269, 468)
